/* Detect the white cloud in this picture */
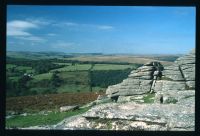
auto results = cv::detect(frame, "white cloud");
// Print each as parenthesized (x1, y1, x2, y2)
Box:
(81, 24, 114, 30)
(51, 41, 77, 49)
(63, 22, 78, 26)
(7, 20, 46, 43)
(97, 25, 114, 30)
(174, 8, 191, 16)
(8, 20, 38, 29)
(7, 20, 38, 36)
(15, 36, 46, 42)
(25, 18, 52, 26)
(47, 33, 57, 36)
(52, 21, 114, 31)
(7, 30, 31, 36)
(52, 21, 78, 28)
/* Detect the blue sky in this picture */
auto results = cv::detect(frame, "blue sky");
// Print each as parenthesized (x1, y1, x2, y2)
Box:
(7, 6, 195, 54)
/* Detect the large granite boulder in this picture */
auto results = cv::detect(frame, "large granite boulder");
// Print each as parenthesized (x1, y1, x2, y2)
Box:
(175, 49, 195, 88)
(154, 49, 195, 103)
(106, 62, 163, 99)
(56, 101, 194, 131)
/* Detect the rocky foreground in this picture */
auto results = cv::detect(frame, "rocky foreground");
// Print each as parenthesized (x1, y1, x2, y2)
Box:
(23, 49, 195, 131)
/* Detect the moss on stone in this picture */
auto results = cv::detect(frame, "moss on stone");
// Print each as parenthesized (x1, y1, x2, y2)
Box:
(185, 84, 195, 90)
(143, 93, 155, 103)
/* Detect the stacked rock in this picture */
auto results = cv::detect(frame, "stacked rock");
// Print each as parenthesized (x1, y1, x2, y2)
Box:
(154, 49, 195, 104)
(175, 49, 195, 88)
(106, 61, 163, 101)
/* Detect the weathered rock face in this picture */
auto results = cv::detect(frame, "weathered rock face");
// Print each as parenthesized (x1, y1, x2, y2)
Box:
(55, 100, 194, 131)
(153, 49, 195, 104)
(106, 62, 163, 100)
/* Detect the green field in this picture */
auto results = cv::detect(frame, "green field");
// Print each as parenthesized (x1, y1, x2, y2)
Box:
(51, 64, 92, 72)
(6, 107, 90, 128)
(53, 62, 71, 66)
(6, 64, 17, 69)
(8, 76, 20, 82)
(58, 71, 89, 82)
(16, 66, 34, 73)
(7, 64, 35, 74)
(92, 64, 135, 70)
(33, 73, 53, 81)
(51, 63, 136, 72)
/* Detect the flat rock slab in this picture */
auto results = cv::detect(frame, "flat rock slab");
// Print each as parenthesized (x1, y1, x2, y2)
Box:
(60, 105, 79, 112)
(154, 90, 195, 104)
(117, 95, 146, 103)
(153, 80, 186, 92)
(162, 67, 184, 81)
(137, 66, 155, 72)
(57, 100, 194, 130)
(182, 71, 195, 81)
(106, 84, 120, 95)
(82, 101, 194, 131)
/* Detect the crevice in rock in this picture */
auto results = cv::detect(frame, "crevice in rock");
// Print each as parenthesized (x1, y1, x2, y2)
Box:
(178, 65, 186, 81)
(111, 96, 119, 102)
(86, 117, 167, 127)
(149, 62, 163, 93)
(178, 65, 188, 90)
(160, 96, 163, 104)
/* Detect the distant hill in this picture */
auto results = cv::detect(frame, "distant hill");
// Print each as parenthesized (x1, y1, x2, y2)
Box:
(7, 51, 181, 66)
(6, 51, 68, 60)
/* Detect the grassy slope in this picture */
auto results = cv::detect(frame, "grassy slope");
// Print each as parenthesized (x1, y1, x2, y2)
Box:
(6, 107, 90, 128)
(6, 92, 103, 112)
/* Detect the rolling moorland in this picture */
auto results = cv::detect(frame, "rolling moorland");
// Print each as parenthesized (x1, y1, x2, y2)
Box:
(6, 51, 180, 128)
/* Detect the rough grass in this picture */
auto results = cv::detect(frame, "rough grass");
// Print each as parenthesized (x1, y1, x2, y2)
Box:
(56, 84, 90, 93)
(6, 107, 90, 128)
(57, 85, 105, 93)
(143, 93, 155, 103)
(6, 92, 104, 113)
